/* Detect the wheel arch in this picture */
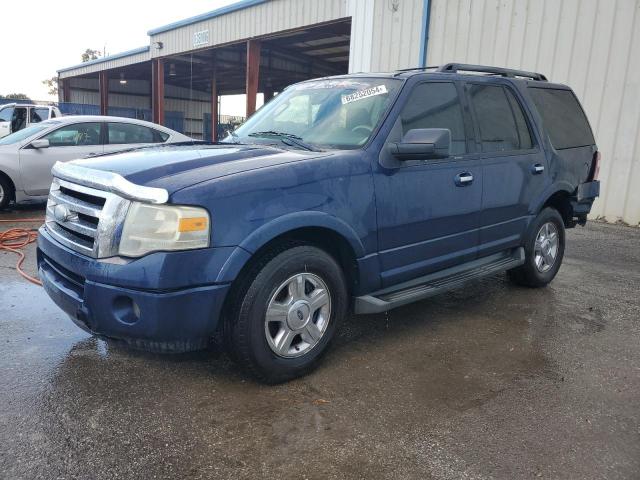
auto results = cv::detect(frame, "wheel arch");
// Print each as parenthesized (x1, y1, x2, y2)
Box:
(216, 212, 365, 294)
(0, 169, 17, 202)
(533, 182, 575, 227)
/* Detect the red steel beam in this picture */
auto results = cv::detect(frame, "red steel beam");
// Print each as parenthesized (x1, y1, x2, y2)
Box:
(61, 78, 71, 103)
(98, 71, 109, 116)
(245, 39, 261, 117)
(211, 73, 219, 142)
(152, 58, 165, 125)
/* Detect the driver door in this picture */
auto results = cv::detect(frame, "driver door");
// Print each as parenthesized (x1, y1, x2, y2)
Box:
(373, 81, 483, 287)
(19, 122, 104, 195)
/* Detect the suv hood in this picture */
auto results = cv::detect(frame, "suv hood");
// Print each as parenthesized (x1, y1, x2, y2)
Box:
(69, 144, 330, 194)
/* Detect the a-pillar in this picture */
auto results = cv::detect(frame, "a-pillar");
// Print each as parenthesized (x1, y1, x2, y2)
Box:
(98, 71, 109, 116)
(245, 39, 261, 117)
(211, 73, 219, 142)
(152, 59, 165, 125)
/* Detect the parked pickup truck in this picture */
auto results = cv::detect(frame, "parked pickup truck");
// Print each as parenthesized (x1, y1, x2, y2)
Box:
(38, 64, 600, 383)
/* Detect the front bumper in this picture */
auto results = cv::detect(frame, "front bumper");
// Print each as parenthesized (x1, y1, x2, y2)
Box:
(37, 227, 230, 352)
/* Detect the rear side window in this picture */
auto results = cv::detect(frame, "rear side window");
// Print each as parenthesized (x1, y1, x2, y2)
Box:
(400, 82, 467, 154)
(107, 123, 167, 144)
(528, 88, 594, 150)
(467, 84, 533, 152)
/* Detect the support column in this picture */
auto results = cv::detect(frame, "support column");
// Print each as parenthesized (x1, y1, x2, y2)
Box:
(245, 39, 261, 117)
(152, 58, 165, 125)
(211, 73, 219, 142)
(61, 78, 71, 103)
(263, 89, 274, 103)
(98, 71, 109, 116)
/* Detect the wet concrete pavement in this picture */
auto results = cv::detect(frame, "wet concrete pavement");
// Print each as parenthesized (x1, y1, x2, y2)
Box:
(1, 207, 639, 479)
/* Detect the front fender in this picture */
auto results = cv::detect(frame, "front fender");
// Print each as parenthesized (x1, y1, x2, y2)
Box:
(214, 211, 366, 284)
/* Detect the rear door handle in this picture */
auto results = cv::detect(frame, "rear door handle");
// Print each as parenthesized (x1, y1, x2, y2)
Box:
(455, 172, 474, 186)
(532, 163, 545, 174)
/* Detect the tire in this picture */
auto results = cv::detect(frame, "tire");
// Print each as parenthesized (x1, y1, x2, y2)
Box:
(225, 244, 348, 384)
(508, 207, 565, 288)
(0, 176, 14, 210)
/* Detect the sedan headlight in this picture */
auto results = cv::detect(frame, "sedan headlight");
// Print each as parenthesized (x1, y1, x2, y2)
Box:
(119, 202, 210, 257)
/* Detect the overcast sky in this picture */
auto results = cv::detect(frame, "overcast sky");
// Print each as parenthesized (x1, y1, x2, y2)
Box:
(0, 0, 253, 114)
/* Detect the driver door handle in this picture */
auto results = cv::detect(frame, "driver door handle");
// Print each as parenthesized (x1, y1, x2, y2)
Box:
(455, 172, 474, 186)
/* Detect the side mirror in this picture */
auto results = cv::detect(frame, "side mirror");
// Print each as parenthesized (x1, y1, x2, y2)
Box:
(388, 128, 451, 160)
(31, 139, 50, 149)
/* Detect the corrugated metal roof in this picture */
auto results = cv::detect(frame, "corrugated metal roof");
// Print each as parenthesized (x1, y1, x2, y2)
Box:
(57, 46, 150, 75)
(147, 0, 269, 36)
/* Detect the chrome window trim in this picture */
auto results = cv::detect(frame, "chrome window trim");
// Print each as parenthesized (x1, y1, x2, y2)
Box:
(52, 161, 169, 204)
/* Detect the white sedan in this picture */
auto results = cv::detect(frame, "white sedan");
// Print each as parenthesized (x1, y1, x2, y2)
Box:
(0, 115, 192, 208)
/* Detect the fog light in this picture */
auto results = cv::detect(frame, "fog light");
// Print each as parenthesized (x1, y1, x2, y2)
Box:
(113, 296, 141, 325)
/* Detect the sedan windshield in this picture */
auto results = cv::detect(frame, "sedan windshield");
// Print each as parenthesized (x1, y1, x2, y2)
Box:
(229, 78, 402, 150)
(0, 124, 51, 145)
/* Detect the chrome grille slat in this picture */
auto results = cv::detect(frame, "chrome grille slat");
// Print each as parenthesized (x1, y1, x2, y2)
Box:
(46, 177, 131, 258)
(49, 189, 102, 217)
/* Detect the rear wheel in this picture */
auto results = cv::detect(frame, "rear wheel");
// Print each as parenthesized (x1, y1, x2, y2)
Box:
(0, 176, 14, 210)
(225, 244, 348, 383)
(508, 207, 565, 287)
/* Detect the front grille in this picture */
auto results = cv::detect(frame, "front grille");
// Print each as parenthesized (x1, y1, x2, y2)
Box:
(46, 178, 130, 258)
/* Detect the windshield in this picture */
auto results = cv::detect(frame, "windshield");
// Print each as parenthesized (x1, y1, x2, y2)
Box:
(229, 78, 402, 150)
(0, 124, 50, 145)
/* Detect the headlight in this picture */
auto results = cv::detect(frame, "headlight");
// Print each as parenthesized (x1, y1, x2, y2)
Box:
(118, 202, 210, 257)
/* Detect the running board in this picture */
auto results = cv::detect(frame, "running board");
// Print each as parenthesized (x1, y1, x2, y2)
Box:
(354, 248, 525, 314)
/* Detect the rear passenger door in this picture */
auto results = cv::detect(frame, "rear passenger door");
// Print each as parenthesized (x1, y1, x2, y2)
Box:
(464, 80, 547, 257)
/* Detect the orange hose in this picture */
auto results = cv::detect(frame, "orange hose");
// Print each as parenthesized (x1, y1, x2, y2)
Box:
(0, 218, 44, 286)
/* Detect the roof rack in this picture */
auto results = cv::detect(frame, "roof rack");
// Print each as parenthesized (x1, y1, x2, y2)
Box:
(437, 63, 547, 81)
(395, 63, 547, 81)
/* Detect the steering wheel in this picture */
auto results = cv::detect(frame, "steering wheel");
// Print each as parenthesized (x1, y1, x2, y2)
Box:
(351, 125, 372, 135)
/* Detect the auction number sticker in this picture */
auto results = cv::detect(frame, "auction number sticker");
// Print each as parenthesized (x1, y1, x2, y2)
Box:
(341, 85, 388, 105)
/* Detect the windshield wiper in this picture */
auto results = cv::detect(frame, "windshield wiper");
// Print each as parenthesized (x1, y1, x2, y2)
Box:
(248, 131, 320, 152)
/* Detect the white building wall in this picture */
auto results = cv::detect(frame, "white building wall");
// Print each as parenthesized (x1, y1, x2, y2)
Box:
(425, 0, 640, 225)
(350, 0, 425, 73)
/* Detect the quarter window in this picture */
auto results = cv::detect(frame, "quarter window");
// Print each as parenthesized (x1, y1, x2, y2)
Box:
(44, 123, 102, 146)
(107, 123, 166, 144)
(399, 82, 467, 155)
(528, 88, 594, 150)
(468, 84, 533, 152)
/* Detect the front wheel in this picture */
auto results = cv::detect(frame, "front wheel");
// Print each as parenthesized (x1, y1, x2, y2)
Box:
(0, 176, 14, 210)
(508, 207, 566, 288)
(225, 245, 348, 383)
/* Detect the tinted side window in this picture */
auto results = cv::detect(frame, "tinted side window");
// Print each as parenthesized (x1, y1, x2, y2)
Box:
(468, 84, 532, 152)
(44, 123, 102, 147)
(0, 107, 14, 122)
(528, 88, 595, 149)
(31, 108, 50, 123)
(108, 123, 160, 144)
(400, 82, 467, 155)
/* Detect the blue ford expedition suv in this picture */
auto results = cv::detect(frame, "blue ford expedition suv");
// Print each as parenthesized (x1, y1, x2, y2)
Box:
(38, 64, 600, 383)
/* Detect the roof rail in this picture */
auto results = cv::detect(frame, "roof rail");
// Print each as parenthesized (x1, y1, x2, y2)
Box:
(436, 63, 548, 81)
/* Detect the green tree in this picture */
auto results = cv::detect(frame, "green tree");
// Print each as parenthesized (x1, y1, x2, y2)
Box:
(2, 93, 31, 100)
(42, 76, 58, 96)
(81, 48, 102, 62)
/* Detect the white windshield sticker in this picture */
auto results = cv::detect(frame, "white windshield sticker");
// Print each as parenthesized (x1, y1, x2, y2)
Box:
(341, 85, 388, 104)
